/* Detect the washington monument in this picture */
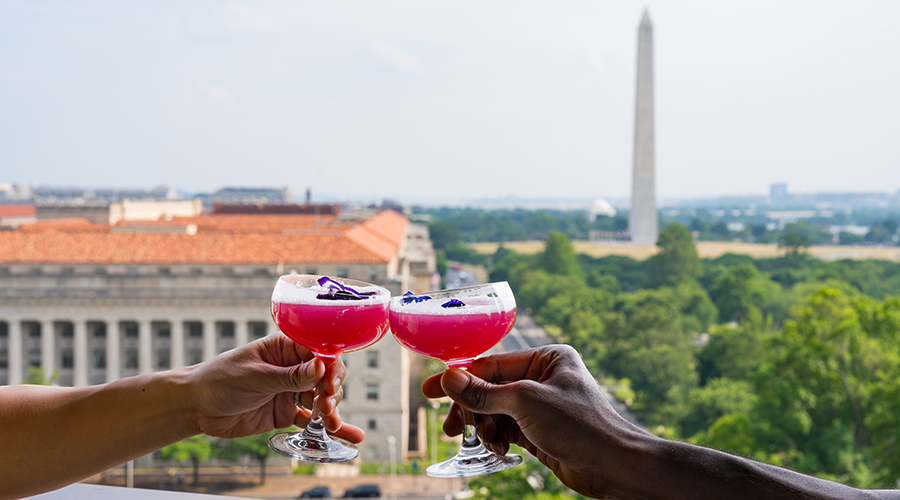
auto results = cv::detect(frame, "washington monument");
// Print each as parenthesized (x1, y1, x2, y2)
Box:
(628, 9, 658, 246)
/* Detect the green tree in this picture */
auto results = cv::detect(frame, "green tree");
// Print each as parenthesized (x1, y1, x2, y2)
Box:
(753, 288, 882, 485)
(23, 366, 58, 385)
(160, 435, 217, 485)
(538, 232, 581, 276)
(696, 309, 769, 384)
(645, 224, 702, 288)
(226, 432, 278, 485)
(692, 413, 760, 458)
(537, 286, 612, 371)
(708, 263, 781, 324)
(602, 289, 698, 414)
(676, 378, 758, 438)
(623, 345, 697, 415)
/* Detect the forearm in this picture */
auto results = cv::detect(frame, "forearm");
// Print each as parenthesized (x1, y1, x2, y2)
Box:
(608, 434, 899, 500)
(0, 370, 199, 499)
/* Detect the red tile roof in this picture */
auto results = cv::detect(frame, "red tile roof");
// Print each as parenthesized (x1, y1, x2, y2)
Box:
(0, 204, 36, 217)
(0, 210, 409, 265)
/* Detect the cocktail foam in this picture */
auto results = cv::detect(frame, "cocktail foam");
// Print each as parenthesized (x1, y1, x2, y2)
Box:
(390, 297, 515, 315)
(273, 279, 389, 306)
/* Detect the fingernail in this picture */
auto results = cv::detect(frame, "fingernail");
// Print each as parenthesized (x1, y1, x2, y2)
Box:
(304, 361, 317, 378)
(443, 369, 468, 393)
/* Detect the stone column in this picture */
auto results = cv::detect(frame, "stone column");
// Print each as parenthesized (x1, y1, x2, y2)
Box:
(8, 319, 23, 385)
(73, 319, 88, 387)
(235, 318, 249, 347)
(106, 320, 120, 383)
(139, 319, 153, 375)
(41, 320, 53, 384)
(171, 319, 185, 370)
(203, 320, 216, 361)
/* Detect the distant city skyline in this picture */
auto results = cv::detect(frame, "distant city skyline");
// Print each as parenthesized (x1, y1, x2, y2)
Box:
(2, 2, 899, 204)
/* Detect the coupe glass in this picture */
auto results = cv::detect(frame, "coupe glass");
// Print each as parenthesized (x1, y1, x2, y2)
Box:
(389, 281, 523, 477)
(269, 275, 391, 462)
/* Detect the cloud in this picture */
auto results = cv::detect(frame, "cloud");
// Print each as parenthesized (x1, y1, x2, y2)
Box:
(373, 40, 426, 75)
(195, 80, 237, 105)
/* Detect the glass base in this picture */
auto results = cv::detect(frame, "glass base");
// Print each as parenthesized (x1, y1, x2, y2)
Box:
(269, 429, 359, 463)
(426, 442, 523, 478)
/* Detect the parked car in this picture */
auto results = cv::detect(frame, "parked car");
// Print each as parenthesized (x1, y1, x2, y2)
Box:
(342, 484, 381, 498)
(299, 486, 331, 498)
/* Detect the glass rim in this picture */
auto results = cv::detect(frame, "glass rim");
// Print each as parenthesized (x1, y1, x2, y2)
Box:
(274, 274, 392, 300)
(394, 280, 510, 297)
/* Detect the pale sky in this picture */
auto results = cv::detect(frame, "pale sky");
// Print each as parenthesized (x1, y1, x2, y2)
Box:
(1, 1, 899, 205)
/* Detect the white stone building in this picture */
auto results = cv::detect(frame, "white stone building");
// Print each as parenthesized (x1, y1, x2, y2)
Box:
(0, 209, 436, 463)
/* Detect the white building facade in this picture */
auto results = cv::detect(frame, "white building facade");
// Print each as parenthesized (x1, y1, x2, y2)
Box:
(0, 210, 435, 464)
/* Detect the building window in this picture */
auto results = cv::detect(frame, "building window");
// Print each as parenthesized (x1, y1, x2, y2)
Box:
(61, 267, 75, 275)
(158, 267, 171, 276)
(368, 267, 378, 281)
(219, 322, 235, 337)
(0, 267, 9, 276)
(336, 268, 349, 278)
(187, 322, 202, 337)
(125, 349, 139, 369)
(368, 419, 377, 431)
(123, 322, 138, 338)
(61, 349, 74, 369)
(59, 323, 74, 338)
(28, 349, 41, 367)
(93, 349, 106, 369)
(156, 350, 170, 370)
(365, 383, 379, 401)
(190, 267, 202, 276)
(126, 267, 139, 276)
(188, 349, 203, 366)
(366, 351, 379, 369)
(155, 323, 171, 338)
(305, 268, 317, 275)
(249, 322, 267, 340)
(222, 267, 235, 276)
(28, 323, 41, 337)
(94, 267, 107, 275)
(28, 267, 42, 276)
(254, 268, 270, 276)
(0, 322, 7, 338)
(91, 323, 107, 337)
(0, 349, 8, 369)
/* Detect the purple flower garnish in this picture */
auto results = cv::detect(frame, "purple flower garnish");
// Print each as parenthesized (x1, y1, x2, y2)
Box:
(401, 291, 432, 305)
(316, 276, 376, 300)
(441, 299, 466, 308)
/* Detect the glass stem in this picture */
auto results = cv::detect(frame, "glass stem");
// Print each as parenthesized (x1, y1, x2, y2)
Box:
(462, 423, 480, 448)
(303, 382, 328, 440)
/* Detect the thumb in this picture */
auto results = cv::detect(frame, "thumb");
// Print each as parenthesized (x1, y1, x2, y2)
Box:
(271, 358, 325, 393)
(441, 368, 513, 416)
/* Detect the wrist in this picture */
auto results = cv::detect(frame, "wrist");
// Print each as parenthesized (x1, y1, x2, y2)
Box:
(174, 365, 205, 437)
(597, 422, 662, 500)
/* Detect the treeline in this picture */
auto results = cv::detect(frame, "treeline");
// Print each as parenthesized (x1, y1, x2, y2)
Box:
(480, 226, 900, 488)
(421, 207, 900, 246)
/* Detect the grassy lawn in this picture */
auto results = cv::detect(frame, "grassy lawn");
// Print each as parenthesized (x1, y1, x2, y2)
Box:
(469, 241, 900, 262)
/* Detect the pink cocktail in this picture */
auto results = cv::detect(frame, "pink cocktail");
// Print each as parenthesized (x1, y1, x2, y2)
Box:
(272, 301, 390, 357)
(268, 275, 390, 463)
(389, 281, 522, 477)
(389, 300, 516, 369)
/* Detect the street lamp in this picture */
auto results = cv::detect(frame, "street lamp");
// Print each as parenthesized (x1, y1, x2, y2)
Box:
(386, 435, 397, 500)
